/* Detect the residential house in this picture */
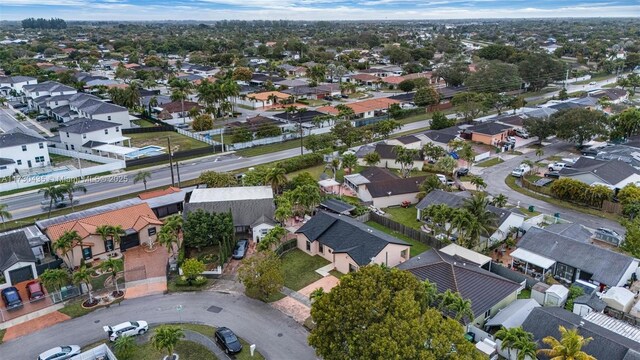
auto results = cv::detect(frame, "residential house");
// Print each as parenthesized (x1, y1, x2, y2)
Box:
(249, 73, 285, 87)
(68, 94, 131, 129)
(156, 101, 201, 120)
(415, 190, 525, 245)
(398, 249, 521, 327)
(43, 203, 163, 268)
(588, 88, 628, 104)
(281, 86, 325, 100)
(184, 186, 275, 234)
(346, 73, 380, 87)
(236, 91, 290, 109)
(272, 110, 331, 128)
(0, 231, 38, 289)
(317, 97, 400, 123)
(296, 211, 411, 273)
(23, 81, 76, 110)
(59, 118, 130, 153)
(419, 126, 462, 149)
(250, 215, 277, 243)
(544, 223, 593, 244)
(0, 129, 50, 177)
(344, 167, 426, 208)
(510, 227, 639, 289)
(318, 198, 356, 215)
(278, 64, 307, 77)
(522, 307, 640, 360)
(0, 76, 37, 96)
(274, 79, 308, 88)
(357, 143, 424, 170)
(385, 135, 422, 149)
(559, 157, 640, 189)
(316, 83, 341, 97)
(466, 122, 512, 146)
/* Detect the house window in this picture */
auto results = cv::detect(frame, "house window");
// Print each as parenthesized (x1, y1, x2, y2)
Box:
(71, 145, 75, 150)
(82, 247, 93, 260)
(349, 263, 357, 273)
(39, 143, 44, 149)
(21, 145, 27, 151)
(104, 129, 109, 135)
(82, 134, 87, 139)
(401, 249, 408, 258)
(0, 166, 6, 170)
(17, 160, 22, 165)
(319, 244, 324, 254)
(108, 116, 112, 121)
(105, 239, 114, 252)
(306, 240, 311, 252)
(35, 156, 45, 163)
(483, 309, 490, 319)
(55, 101, 58, 106)
(148, 227, 157, 236)
(555, 263, 575, 282)
(115, 126, 119, 132)
(66, 132, 70, 138)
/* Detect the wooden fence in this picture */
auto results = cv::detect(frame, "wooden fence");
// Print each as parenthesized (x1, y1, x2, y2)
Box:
(123, 125, 175, 134)
(601, 200, 623, 215)
(368, 212, 444, 250)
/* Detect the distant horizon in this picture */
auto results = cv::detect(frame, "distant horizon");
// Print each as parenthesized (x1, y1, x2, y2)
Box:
(2, 0, 639, 22)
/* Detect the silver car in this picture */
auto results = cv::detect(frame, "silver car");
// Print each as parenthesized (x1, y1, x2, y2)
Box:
(38, 345, 81, 360)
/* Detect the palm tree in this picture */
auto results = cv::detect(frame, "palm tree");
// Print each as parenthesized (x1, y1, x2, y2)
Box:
(169, 78, 193, 124)
(310, 288, 325, 302)
(151, 325, 184, 359)
(491, 194, 509, 208)
(341, 153, 358, 174)
(496, 326, 534, 359)
(264, 167, 287, 194)
(462, 192, 497, 248)
(447, 295, 474, 324)
(100, 258, 123, 295)
(158, 229, 178, 257)
(0, 203, 12, 229)
(39, 268, 69, 293)
(515, 338, 538, 360)
(59, 180, 86, 212)
(535, 148, 544, 160)
(54, 230, 82, 269)
(113, 336, 136, 360)
(274, 198, 293, 225)
(470, 176, 487, 192)
(418, 176, 444, 200)
(133, 171, 152, 190)
(73, 265, 95, 304)
(363, 152, 380, 167)
(538, 326, 595, 360)
(267, 93, 279, 108)
(325, 158, 341, 179)
(39, 184, 64, 218)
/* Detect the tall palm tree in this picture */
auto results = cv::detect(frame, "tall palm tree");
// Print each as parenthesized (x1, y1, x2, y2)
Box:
(73, 265, 95, 304)
(169, 78, 193, 124)
(470, 176, 487, 192)
(341, 153, 358, 174)
(264, 167, 287, 194)
(133, 171, 152, 190)
(515, 337, 538, 360)
(267, 93, 279, 108)
(535, 148, 544, 160)
(39, 268, 70, 293)
(448, 295, 474, 324)
(39, 184, 64, 218)
(100, 258, 123, 295)
(59, 180, 86, 212)
(0, 203, 12, 229)
(496, 327, 533, 359)
(538, 326, 595, 360)
(158, 230, 178, 257)
(462, 193, 497, 248)
(151, 325, 184, 359)
(491, 194, 509, 208)
(325, 158, 341, 179)
(274, 198, 293, 224)
(54, 230, 82, 268)
(363, 152, 380, 167)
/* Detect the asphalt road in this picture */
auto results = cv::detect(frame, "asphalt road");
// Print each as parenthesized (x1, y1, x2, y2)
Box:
(0, 292, 317, 360)
(1, 119, 431, 221)
(477, 141, 625, 234)
(524, 75, 622, 103)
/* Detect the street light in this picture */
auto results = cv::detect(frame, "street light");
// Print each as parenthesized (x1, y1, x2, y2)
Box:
(167, 137, 175, 187)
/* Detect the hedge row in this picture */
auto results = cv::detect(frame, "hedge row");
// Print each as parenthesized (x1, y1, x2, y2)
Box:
(276, 152, 325, 173)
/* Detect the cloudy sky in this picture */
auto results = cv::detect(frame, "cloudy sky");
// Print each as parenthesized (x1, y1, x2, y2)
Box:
(1, 0, 639, 21)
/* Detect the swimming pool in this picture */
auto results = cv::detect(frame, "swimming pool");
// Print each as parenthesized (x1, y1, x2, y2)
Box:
(125, 145, 165, 159)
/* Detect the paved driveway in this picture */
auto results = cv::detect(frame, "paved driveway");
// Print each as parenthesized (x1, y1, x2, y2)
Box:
(0, 292, 317, 360)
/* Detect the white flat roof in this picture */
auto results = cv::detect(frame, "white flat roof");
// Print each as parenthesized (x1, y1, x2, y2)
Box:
(344, 174, 370, 185)
(189, 186, 273, 203)
(94, 144, 138, 155)
(318, 179, 340, 187)
(107, 135, 131, 143)
(440, 243, 492, 266)
(511, 248, 556, 269)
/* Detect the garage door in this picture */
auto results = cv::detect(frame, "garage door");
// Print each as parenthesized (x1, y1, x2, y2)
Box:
(9, 266, 34, 284)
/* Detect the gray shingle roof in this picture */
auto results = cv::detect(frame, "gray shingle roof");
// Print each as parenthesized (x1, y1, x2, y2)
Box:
(366, 176, 427, 198)
(319, 198, 356, 214)
(23, 81, 75, 93)
(296, 211, 409, 266)
(0, 76, 36, 84)
(468, 122, 512, 136)
(359, 166, 399, 182)
(416, 190, 472, 210)
(560, 157, 639, 185)
(518, 227, 636, 286)
(0, 132, 44, 149)
(423, 128, 460, 144)
(62, 118, 118, 134)
(375, 143, 423, 161)
(0, 231, 36, 272)
(544, 223, 593, 243)
(395, 135, 421, 144)
(398, 249, 521, 317)
(522, 307, 640, 360)
(184, 189, 275, 228)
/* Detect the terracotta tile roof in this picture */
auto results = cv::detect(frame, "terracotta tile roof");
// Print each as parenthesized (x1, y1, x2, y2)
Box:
(247, 91, 290, 102)
(46, 203, 162, 241)
(159, 101, 201, 114)
(350, 73, 380, 82)
(319, 97, 400, 116)
(138, 186, 181, 200)
(382, 76, 404, 84)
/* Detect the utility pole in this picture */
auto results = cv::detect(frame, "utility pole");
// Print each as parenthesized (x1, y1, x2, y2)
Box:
(176, 161, 181, 187)
(167, 137, 175, 187)
(299, 117, 304, 156)
(564, 69, 569, 87)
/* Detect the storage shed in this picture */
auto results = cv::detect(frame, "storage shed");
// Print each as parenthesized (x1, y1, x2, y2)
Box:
(601, 287, 635, 313)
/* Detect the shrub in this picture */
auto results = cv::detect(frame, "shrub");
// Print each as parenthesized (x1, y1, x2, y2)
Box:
(181, 258, 205, 284)
(275, 153, 324, 173)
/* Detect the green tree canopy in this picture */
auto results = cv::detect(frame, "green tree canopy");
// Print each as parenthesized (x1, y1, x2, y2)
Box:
(238, 250, 284, 301)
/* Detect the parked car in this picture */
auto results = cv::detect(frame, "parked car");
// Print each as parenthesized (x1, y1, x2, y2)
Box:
(506, 136, 517, 143)
(401, 200, 411, 208)
(515, 129, 530, 138)
(511, 164, 531, 178)
(232, 239, 249, 260)
(548, 162, 567, 171)
(436, 174, 455, 186)
(27, 281, 45, 301)
(103, 321, 148, 342)
(12, 103, 27, 109)
(341, 94, 349, 99)
(456, 168, 469, 177)
(589, 81, 597, 85)
(1, 287, 23, 310)
(215, 327, 243, 354)
(595, 228, 622, 242)
(544, 171, 561, 179)
(37, 345, 81, 360)
(36, 114, 49, 122)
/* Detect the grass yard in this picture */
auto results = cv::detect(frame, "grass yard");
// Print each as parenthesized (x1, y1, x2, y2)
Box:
(236, 138, 302, 157)
(476, 157, 504, 168)
(132, 119, 157, 128)
(518, 288, 532, 299)
(280, 249, 330, 291)
(128, 131, 209, 152)
(383, 206, 421, 230)
(59, 297, 124, 318)
(286, 164, 327, 180)
(365, 221, 429, 257)
(0, 328, 5, 344)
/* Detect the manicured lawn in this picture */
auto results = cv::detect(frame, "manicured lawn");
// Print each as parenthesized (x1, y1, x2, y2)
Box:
(128, 131, 209, 152)
(286, 164, 327, 180)
(329, 270, 345, 279)
(280, 249, 330, 291)
(476, 157, 504, 168)
(59, 297, 125, 319)
(365, 221, 429, 257)
(384, 206, 421, 230)
(167, 278, 213, 292)
(132, 119, 157, 128)
(236, 138, 302, 157)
